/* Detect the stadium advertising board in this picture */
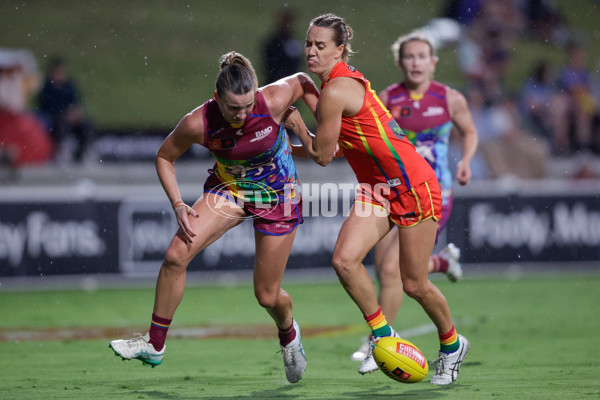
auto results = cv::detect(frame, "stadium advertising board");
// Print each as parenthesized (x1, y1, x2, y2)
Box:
(1, 188, 598, 276)
(447, 193, 600, 264)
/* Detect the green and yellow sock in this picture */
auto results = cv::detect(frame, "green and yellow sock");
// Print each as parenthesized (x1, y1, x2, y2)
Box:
(439, 324, 460, 354)
(364, 306, 392, 338)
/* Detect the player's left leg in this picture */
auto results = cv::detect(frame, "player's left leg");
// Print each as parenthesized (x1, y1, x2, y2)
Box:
(253, 227, 306, 383)
(398, 218, 469, 385)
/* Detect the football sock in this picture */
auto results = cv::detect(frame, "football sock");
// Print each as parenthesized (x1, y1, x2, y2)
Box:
(365, 306, 392, 337)
(278, 320, 297, 347)
(439, 324, 460, 354)
(430, 254, 449, 273)
(148, 313, 172, 351)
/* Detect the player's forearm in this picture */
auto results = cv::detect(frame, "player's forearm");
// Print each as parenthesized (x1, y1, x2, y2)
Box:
(297, 72, 320, 119)
(155, 155, 183, 206)
(461, 129, 479, 165)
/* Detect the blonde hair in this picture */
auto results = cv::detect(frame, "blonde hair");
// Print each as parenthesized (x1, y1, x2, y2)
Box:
(216, 51, 258, 96)
(309, 13, 355, 62)
(391, 31, 437, 65)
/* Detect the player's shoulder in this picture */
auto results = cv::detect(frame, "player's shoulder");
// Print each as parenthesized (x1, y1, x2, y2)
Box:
(178, 103, 206, 134)
(444, 85, 469, 114)
(429, 80, 451, 95)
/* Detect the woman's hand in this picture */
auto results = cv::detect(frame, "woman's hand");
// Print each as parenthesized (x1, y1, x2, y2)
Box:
(172, 200, 199, 243)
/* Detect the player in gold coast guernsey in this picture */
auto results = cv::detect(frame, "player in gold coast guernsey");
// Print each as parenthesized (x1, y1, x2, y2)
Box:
(109, 51, 319, 384)
(285, 13, 470, 385)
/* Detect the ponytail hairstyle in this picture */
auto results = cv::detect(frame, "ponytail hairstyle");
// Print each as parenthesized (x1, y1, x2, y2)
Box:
(309, 13, 354, 62)
(216, 51, 259, 96)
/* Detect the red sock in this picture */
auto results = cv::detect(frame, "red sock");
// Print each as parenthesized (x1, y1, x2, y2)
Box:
(278, 321, 296, 347)
(148, 313, 172, 351)
(430, 254, 449, 273)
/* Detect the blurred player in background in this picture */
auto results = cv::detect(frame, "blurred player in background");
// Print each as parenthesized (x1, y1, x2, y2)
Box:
(109, 51, 319, 384)
(285, 13, 470, 385)
(351, 31, 479, 367)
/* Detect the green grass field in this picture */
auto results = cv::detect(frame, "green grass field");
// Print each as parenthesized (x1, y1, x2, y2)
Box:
(1, 273, 599, 399)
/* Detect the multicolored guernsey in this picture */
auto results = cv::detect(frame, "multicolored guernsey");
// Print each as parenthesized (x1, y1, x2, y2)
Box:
(381, 81, 453, 202)
(323, 62, 435, 199)
(201, 91, 299, 209)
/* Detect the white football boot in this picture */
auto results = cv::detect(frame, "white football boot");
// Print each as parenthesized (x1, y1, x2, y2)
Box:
(430, 334, 470, 385)
(358, 328, 401, 375)
(350, 335, 371, 361)
(440, 243, 463, 282)
(281, 320, 307, 383)
(109, 333, 165, 367)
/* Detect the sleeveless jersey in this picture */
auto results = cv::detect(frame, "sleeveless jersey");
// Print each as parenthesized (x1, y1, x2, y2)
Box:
(323, 62, 435, 198)
(382, 81, 453, 199)
(201, 91, 298, 205)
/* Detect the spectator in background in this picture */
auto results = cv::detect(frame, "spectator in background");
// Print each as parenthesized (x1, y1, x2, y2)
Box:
(468, 83, 550, 179)
(553, 41, 599, 155)
(443, 0, 483, 26)
(38, 57, 94, 163)
(519, 60, 560, 143)
(592, 57, 600, 154)
(0, 48, 53, 169)
(262, 9, 303, 84)
(521, 0, 568, 45)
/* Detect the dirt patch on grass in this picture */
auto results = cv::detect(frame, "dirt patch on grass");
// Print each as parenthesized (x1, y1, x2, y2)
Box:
(0, 324, 354, 342)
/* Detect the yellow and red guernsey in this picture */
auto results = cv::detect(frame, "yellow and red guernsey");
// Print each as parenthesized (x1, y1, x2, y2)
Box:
(322, 62, 435, 200)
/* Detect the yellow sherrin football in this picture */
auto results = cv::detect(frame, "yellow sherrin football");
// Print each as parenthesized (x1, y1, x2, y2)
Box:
(372, 336, 429, 383)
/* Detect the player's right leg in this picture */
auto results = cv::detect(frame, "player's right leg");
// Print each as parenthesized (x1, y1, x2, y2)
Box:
(253, 226, 308, 383)
(109, 193, 245, 366)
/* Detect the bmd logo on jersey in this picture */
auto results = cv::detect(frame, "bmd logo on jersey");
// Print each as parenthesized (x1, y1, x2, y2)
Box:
(423, 106, 444, 117)
(250, 126, 273, 142)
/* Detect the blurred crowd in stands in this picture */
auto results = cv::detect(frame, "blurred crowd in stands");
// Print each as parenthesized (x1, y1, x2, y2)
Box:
(0, 49, 94, 170)
(1, 0, 599, 181)
(441, 0, 600, 180)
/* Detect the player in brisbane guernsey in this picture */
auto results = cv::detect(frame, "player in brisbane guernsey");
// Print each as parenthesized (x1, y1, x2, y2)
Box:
(109, 51, 320, 384)
(284, 14, 470, 385)
(351, 31, 479, 376)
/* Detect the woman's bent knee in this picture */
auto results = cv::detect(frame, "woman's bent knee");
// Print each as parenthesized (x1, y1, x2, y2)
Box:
(332, 252, 361, 277)
(402, 280, 428, 301)
(162, 246, 189, 273)
(255, 292, 277, 309)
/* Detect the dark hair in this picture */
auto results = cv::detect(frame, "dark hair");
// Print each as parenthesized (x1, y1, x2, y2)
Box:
(216, 51, 258, 96)
(308, 13, 354, 62)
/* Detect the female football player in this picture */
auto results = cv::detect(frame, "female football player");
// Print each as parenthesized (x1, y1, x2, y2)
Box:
(109, 51, 319, 384)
